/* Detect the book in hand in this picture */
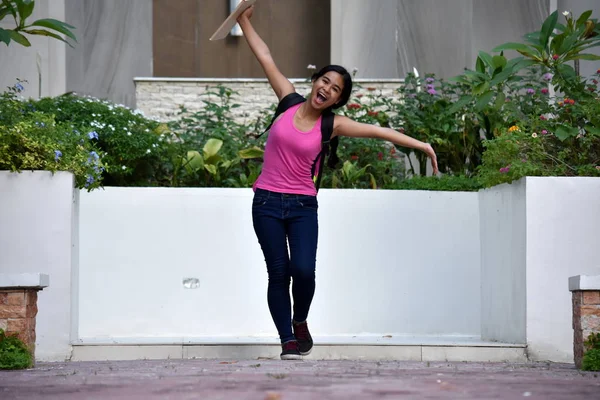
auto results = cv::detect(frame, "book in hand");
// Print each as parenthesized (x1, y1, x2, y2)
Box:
(210, 0, 257, 41)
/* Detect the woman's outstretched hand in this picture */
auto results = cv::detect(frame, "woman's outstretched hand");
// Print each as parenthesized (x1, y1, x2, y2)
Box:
(421, 143, 439, 175)
(238, 5, 254, 22)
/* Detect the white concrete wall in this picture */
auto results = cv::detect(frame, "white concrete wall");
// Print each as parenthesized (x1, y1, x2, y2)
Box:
(3, 176, 594, 361)
(0, 171, 78, 361)
(479, 180, 527, 343)
(77, 188, 482, 343)
(479, 177, 600, 362)
(0, 0, 66, 98)
(525, 177, 600, 362)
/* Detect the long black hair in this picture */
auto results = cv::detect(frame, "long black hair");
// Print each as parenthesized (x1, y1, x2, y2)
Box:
(311, 65, 353, 110)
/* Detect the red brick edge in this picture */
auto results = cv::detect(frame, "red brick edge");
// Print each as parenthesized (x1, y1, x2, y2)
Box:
(572, 290, 600, 368)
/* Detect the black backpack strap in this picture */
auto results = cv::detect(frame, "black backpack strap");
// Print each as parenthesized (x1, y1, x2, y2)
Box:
(258, 92, 306, 137)
(312, 111, 336, 192)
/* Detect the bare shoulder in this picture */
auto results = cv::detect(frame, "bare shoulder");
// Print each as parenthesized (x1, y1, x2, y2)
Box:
(332, 115, 351, 136)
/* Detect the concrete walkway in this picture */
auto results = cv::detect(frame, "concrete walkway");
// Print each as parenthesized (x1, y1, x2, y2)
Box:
(1, 359, 599, 399)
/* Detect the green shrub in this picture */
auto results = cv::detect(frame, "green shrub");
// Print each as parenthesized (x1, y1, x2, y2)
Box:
(477, 118, 600, 189)
(0, 90, 105, 190)
(0, 329, 32, 370)
(393, 175, 483, 192)
(582, 332, 600, 371)
(20, 92, 173, 187)
(456, 10, 600, 187)
(165, 85, 407, 190)
(321, 141, 406, 189)
(165, 85, 266, 187)
(387, 75, 485, 177)
(582, 349, 600, 371)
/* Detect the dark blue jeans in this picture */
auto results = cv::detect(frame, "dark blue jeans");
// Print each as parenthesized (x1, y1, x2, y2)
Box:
(252, 188, 318, 343)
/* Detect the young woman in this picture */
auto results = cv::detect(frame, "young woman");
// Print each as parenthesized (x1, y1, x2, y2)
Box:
(237, 6, 438, 360)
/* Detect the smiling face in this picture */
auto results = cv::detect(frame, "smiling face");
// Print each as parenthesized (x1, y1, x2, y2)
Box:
(310, 71, 345, 111)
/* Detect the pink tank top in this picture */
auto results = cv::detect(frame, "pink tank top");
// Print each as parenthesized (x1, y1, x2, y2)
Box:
(253, 103, 322, 196)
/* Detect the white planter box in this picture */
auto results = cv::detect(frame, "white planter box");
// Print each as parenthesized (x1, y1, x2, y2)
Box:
(0, 171, 79, 362)
(480, 177, 600, 362)
(77, 187, 482, 344)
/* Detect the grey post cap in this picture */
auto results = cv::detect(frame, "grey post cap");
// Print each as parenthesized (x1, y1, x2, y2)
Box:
(0, 273, 50, 289)
(569, 275, 600, 291)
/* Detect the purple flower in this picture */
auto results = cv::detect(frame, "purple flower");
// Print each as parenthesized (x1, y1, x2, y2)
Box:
(88, 151, 99, 164)
(426, 84, 435, 90)
(526, 88, 535, 95)
(14, 83, 24, 92)
(88, 131, 99, 140)
(85, 175, 95, 188)
(54, 150, 62, 161)
(427, 88, 437, 95)
(541, 88, 549, 95)
(543, 73, 553, 81)
(541, 130, 548, 135)
(499, 166, 511, 174)
(425, 77, 435, 84)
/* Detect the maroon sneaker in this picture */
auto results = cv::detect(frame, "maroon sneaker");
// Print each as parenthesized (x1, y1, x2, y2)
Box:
(280, 340, 301, 360)
(293, 321, 313, 355)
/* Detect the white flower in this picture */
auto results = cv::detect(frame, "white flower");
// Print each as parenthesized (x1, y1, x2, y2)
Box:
(562, 11, 570, 17)
(127, 132, 132, 136)
(122, 166, 127, 170)
(307, 64, 316, 70)
(531, 133, 538, 138)
(152, 144, 158, 148)
(146, 149, 151, 154)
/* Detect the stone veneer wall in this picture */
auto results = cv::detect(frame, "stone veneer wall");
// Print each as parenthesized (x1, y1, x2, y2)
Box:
(134, 78, 404, 123)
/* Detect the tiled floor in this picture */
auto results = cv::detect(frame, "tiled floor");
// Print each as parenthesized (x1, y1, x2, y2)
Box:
(1, 359, 598, 399)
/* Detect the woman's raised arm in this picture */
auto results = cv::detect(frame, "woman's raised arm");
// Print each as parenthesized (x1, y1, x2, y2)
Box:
(237, 6, 295, 101)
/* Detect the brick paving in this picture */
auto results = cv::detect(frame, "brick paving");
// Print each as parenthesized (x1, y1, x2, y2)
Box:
(1, 359, 599, 399)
